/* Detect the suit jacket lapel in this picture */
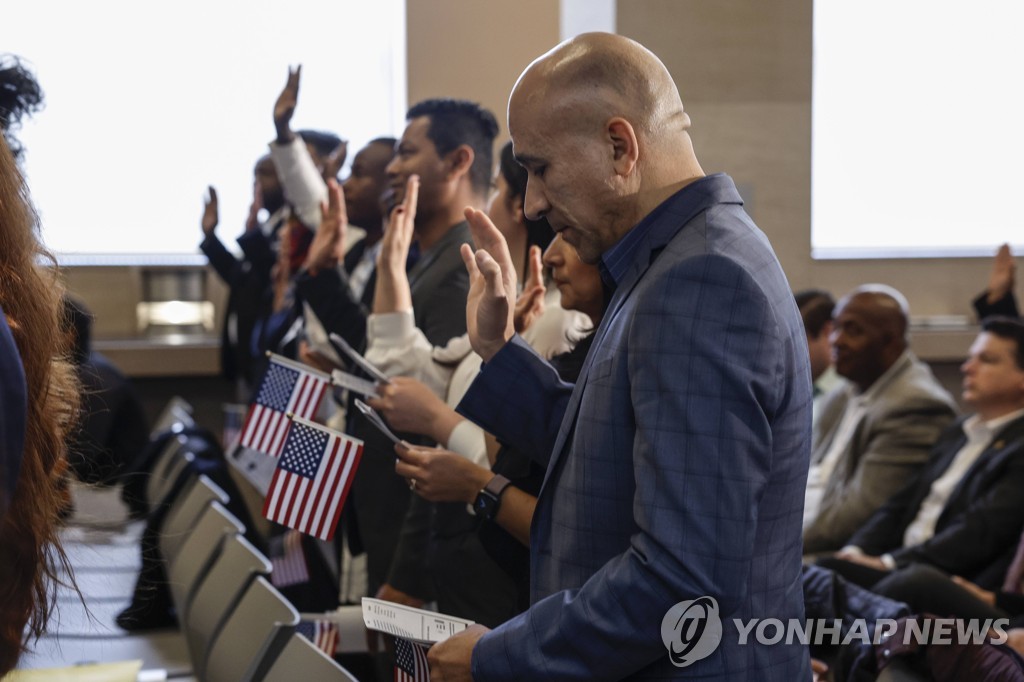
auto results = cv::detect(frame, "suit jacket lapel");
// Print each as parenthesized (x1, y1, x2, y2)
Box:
(941, 416, 1024, 523)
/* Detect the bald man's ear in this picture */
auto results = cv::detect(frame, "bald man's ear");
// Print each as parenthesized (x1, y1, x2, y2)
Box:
(445, 145, 475, 182)
(607, 117, 639, 177)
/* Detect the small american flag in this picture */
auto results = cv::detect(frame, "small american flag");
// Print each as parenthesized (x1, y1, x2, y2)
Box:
(395, 637, 430, 682)
(240, 354, 330, 457)
(270, 530, 310, 588)
(297, 618, 339, 657)
(263, 417, 363, 541)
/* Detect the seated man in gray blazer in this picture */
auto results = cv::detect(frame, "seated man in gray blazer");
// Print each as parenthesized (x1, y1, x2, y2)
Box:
(803, 284, 958, 554)
(818, 317, 1024, 589)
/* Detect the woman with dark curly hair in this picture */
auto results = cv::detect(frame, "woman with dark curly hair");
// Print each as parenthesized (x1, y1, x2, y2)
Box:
(0, 129, 79, 673)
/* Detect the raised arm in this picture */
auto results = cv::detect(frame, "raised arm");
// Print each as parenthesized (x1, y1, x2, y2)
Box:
(269, 65, 327, 229)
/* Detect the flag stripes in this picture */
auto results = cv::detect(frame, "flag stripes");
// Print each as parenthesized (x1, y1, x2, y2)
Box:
(263, 418, 363, 541)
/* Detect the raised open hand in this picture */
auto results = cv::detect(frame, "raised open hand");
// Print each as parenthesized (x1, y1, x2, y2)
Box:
(987, 243, 1016, 304)
(461, 207, 517, 361)
(304, 179, 348, 276)
(273, 65, 301, 143)
(514, 245, 546, 334)
(379, 175, 419, 273)
(201, 186, 219, 237)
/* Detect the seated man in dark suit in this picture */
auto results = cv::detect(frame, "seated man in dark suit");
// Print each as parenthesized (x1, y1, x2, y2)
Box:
(803, 284, 958, 554)
(817, 317, 1024, 592)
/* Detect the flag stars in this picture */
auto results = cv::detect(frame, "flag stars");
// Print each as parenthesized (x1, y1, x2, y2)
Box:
(258, 364, 300, 411)
(281, 425, 327, 478)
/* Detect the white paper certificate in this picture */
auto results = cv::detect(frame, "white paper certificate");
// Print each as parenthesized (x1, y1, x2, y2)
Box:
(361, 598, 474, 644)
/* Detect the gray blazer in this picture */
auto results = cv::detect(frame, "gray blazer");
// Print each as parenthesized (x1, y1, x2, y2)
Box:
(803, 352, 958, 554)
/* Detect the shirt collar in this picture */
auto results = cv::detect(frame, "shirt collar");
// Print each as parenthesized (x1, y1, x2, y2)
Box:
(598, 173, 744, 291)
(963, 407, 1024, 442)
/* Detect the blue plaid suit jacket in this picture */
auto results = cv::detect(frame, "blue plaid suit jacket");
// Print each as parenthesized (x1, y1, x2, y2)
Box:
(459, 174, 813, 680)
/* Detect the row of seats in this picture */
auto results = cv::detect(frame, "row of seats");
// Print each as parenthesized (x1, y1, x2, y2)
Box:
(148, 402, 358, 682)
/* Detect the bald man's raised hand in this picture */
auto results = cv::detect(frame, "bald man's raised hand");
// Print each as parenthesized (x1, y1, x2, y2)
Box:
(461, 207, 517, 362)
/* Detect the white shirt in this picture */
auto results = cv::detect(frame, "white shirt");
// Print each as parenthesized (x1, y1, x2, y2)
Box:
(268, 137, 326, 231)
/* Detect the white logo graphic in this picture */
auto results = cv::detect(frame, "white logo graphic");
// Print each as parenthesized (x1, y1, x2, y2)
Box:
(661, 596, 723, 667)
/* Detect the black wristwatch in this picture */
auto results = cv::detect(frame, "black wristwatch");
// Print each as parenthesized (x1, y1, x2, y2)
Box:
(472, 474, 512, 521)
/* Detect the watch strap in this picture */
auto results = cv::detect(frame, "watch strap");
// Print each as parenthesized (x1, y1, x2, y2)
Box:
(484, 474, 512, 499)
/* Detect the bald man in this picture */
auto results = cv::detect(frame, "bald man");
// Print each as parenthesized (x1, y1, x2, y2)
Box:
(803, 285, 957, 554)
(436, 33, 813, 680)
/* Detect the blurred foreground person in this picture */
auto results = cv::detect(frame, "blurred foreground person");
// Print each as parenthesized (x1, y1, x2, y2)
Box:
(0, 133, 79, 673)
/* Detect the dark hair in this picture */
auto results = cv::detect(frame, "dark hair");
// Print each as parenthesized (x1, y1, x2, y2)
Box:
(0, 55, 44, 161)
(498, 141, 553, 252)
(406, 98, 498, 196)
(981, 316, 1024, 370)
(795, 289, 835, 338)
(296, 129, 343, 158)
(368, 136, 398, 149)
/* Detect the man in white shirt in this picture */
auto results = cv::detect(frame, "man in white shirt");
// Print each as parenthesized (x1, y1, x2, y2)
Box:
(817, 316, 1024, 590)
(803, 284, 958, 553)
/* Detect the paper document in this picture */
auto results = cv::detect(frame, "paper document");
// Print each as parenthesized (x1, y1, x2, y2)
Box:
(332, 369, 380, 398)
(354, 400, 401, 445)
(4, 660, 142, 682)
(329, 333, 391, 384)
(362, 598, 474, 644)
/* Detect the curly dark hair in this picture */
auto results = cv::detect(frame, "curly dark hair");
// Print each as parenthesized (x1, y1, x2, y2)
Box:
(0, 55, 44, 160)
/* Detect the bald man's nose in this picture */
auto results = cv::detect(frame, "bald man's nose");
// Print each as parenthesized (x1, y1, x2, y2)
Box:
(523, 180, 550, 221)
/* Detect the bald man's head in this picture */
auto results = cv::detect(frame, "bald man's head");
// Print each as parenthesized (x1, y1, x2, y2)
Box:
(831, 284, 911, 391)
(506, 33, 705, 264)
(511, 33, 690, 139)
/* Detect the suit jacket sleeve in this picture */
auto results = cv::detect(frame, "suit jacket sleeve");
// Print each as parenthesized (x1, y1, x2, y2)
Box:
(973, 291, 1020, 321)
(236, 229, 275, 276)
(847, 471, 932, 555)
(472, 255, 792, 680)
(456, 335, 573, 468)
(294, 265, 368, 352)
(803, 399, 956, 553)
(200, 233, 243, 286)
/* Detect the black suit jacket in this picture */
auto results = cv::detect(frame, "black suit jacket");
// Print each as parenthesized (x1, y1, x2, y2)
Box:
(973, 291, 1020, 320)
(294, 237, 377, 354)
(850, 414, 1024, 583)
(201, 229, 275, 386)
